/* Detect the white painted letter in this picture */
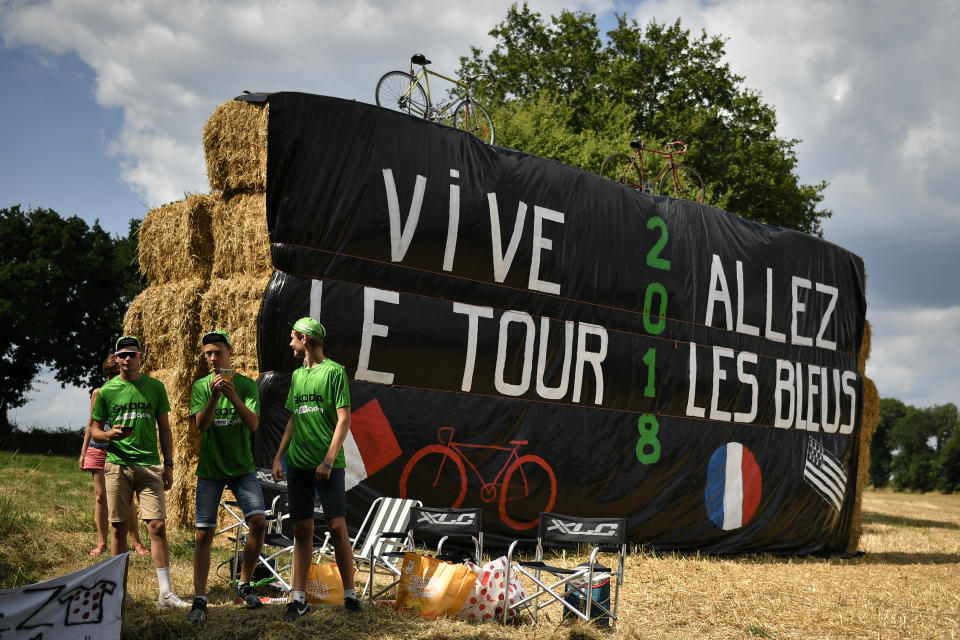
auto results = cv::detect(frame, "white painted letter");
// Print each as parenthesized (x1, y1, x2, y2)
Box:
(572, 323, 608, 405)
(736, 260, 760, 336)
(528, 206, 564, 294)
(488, 194, 527, 283)
(705, 254, 733, 330)
(452, 302, 493, 392)
(774, 360, 795, 429)
(734, 351, 758, 423)
(356, 287, 399, 384)
(382, 169, 426, 262)
(686, 343, 707, 418)
(710, 346, 734, 422)
(443, 169, 460, 271)
(765, 268, 787, 343)
(535, 317, 573, 400)
(495, 311, 535, 396)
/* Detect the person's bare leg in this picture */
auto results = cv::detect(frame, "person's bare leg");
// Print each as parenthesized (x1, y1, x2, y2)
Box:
(146, 519, 170, 569)
(111, 521, 129, 556)
(328, 517, 355, 590)
(129, 496, 148, 555)
(193, 527, 214, 596)
(90, 471, 108, 555)
(239, 514, 267, 583)
(291, 519, 314, 592)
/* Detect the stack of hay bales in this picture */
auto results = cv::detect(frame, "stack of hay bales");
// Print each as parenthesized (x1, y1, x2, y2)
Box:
(123, 99, 270, 528)
(849, 319, 880, 551)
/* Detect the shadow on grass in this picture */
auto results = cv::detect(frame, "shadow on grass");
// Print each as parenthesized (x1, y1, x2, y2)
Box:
(861, 510, 960, 531)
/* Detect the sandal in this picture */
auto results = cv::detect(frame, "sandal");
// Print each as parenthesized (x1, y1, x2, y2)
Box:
(133, 542, 150, 556)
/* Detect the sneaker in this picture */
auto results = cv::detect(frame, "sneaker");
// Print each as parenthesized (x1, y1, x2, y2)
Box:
(344, 596, 362, 615)
(281, 599, 309, 622)
(238, 584, 263, 609)
(157, 592, 191, 609)
(188, 598, 206, 623)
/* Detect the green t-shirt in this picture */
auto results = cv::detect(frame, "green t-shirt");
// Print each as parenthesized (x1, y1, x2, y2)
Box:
(284, 359, 351, 470)
(92, 374, 171, 466)
(190, 372, 260, 479)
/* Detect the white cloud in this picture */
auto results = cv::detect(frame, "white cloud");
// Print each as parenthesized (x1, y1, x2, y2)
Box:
(866, 305, 960, 407)
(9, 373, 92, 431)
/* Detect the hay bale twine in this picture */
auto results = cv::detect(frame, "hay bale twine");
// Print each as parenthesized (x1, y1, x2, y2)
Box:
(211, 192, 271, 278)
(138, 194, 215, 285)
(203, 100, 268, 194)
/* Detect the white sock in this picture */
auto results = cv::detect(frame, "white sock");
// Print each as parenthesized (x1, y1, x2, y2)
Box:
(157, 567, 172, 596)
(195, 595, 207, 603)
(292, 591, 306, 604)
(343, 588, 356, 600)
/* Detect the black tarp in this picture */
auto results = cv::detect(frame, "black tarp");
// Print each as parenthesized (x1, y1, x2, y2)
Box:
(252, 92, 866, 553)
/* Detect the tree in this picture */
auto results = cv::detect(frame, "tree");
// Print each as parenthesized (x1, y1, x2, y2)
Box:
(870, 398, 906, 487)
(459, 3, 831, 234)
(0, 206, 144, 436)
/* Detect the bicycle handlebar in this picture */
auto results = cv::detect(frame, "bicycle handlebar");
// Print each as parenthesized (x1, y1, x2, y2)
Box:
(666, 140, 688, 154)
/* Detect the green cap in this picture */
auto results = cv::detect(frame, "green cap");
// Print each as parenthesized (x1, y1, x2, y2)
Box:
(292, 317, 326, 339)
(115, 336, 141, 352)
(201, 330, 232, 348)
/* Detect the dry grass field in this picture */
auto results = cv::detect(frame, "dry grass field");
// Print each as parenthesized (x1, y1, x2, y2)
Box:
(1, 451, 957, 639)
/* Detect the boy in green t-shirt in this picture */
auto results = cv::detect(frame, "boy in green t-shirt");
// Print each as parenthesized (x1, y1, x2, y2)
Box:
(91, 335, 188, 609)
(272, 317, 360, 620)
(187, 331, 266, 623)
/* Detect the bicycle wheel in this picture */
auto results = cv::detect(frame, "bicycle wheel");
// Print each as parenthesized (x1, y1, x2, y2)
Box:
(601, 153, 645, 191)
(659, 165, 706, 203)
(375, 71, 428, 118)
(452, 98, 495, 145)
(398, 445, 468, 507)
(498, 455, 557, 530)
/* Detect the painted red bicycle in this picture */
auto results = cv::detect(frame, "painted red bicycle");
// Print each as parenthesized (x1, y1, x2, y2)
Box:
(399, 427, 557, 530)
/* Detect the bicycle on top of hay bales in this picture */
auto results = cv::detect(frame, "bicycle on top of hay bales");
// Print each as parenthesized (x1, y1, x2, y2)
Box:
(375, 53, 496, 145)
(601, 138, 706, 203)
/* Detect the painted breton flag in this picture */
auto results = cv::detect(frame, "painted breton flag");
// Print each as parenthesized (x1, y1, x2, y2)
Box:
(803, 436, 847, 512)
(705, 442, 763, 530)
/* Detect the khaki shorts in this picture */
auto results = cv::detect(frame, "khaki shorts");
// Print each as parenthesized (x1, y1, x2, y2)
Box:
(104, 462, 166, 522)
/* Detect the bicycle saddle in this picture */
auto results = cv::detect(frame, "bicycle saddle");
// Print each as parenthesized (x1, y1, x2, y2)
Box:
(629, 139, 643, 149)
(411, 53, 431, 65)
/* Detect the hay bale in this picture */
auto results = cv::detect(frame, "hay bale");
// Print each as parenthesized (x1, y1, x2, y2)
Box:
(122, 278, 209, 372)
(858, 319, 872, 375)
(138, 194, 215, 285)
(211, 192, 271, 277)
(203, 100, 268, 194)
(848, 374, 880, 552)
(198, 271, 273, 377)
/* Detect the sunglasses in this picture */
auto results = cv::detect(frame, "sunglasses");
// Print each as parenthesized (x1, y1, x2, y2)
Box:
(116, 351, 140, 359)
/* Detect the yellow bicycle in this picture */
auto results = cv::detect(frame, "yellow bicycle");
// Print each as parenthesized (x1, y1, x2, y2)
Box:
(375, 53, 495, 144)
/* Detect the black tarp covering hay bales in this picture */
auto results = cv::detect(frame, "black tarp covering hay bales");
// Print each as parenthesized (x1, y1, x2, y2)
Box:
(130, 92, 875, 553)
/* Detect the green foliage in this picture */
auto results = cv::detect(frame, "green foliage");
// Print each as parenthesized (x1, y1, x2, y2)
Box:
(870, 398, 906, 487)
(0, 205, 144, 434)
(459, 2, 830, 234)
(885, 401, 960, 493)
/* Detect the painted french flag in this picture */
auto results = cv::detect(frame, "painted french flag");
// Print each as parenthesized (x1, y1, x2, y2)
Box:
(705, 442, 762, 530)
(343, 398, 402, 491)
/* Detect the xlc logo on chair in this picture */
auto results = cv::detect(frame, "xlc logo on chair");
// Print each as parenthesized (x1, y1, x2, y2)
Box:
(546, 518, 621, 537)
(416, 512, 477, 527)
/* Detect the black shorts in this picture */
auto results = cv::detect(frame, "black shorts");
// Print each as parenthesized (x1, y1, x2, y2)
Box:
(286, 466, 346, 521)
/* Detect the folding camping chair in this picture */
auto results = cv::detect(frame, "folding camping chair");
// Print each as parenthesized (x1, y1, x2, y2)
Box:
(503, 512, 628, 630)
(218, 470, 326, 593)
(315, 496, 421, 598)
(365, 505, 484, 602)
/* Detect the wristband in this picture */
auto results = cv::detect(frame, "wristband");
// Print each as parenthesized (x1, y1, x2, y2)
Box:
(321, 460, 333, 470)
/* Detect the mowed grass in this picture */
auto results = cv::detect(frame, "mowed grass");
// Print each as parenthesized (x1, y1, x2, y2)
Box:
(1, 450, 958, 639)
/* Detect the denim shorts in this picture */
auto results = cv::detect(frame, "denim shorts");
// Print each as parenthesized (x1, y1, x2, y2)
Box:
(195, 473, 266, 529)
(286, 466, 345, 522)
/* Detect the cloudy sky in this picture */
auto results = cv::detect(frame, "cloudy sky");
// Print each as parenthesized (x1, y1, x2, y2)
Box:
(2, 0, 958, 429)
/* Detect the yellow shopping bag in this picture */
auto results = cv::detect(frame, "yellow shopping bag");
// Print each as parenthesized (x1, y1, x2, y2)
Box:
(305, 562, 344, 605)
(395, 552, 478, 618)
